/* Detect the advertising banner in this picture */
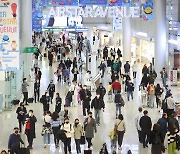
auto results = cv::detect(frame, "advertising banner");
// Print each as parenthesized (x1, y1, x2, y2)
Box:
(0, 0, 20, 71)
(112, 17, 122, 31)
(142, 0, 154, 20)
(41, 0, 78, 6)
(32, 0, 43, 31)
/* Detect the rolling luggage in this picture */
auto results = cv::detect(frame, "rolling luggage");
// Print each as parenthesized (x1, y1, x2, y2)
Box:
(27, 98, 34, 103)
(84, 150, 92, 154)
(11, 99, 20, 105)
(19, 145, 30, 154)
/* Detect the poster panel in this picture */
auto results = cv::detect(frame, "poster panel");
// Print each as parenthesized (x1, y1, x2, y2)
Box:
(0, 0, 19, 71)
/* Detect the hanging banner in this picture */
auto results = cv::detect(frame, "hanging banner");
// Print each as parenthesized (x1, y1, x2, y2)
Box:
(0, 0, 20, 71)
(41, 0, 78, 6)
(79, 0, 107, 5)
(32, 0, 43, 31)
(112, 17, 122, 31)
(142, 0, 154, 20)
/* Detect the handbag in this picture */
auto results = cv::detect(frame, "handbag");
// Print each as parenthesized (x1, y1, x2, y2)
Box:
(80, 135, 85, 144)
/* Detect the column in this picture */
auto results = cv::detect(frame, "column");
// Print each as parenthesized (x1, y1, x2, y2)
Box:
(154, 0, 166, 76)
(123, 17, 131, 63)
(20, 0, 32, 78)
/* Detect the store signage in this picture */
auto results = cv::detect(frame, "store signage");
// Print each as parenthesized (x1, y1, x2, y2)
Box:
(142, 0, 154, 20)
(48, 6, 140, 18)
(0, 0, 20, 71)
(79, 0, 107, 5)
(23, 47, 38, 53)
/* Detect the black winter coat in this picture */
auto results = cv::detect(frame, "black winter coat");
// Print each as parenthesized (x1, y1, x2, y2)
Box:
(16, 106, 27, 120)
(91, 97, 105, 110)
(25, 115, 37, 138)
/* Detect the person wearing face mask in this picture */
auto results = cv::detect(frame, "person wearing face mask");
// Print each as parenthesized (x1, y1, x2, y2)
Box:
(40, 91, 50, 113)
(25, 110, 37, 149)
(91, 92, 105, 126)
(55, 93, 62, 113)
(34, 79, 40, 103)
(16, 102, 27, 133)
(8, 127, 24, 154)
(80, 85, 92, 116)
(21, 78, 29, 105)
(61, 118, 74, 154)
(84, 112, 97, 149)
(73, 118, 83, 154)
(47, 80, 55, 104)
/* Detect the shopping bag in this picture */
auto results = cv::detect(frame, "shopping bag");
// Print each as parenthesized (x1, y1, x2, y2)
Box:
(80, 136, 85, 144)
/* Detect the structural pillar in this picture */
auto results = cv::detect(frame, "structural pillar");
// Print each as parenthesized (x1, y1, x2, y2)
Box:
(123, 17, 131, 63)
(20, 0, 32, 78)
(154, 0, 167, 76)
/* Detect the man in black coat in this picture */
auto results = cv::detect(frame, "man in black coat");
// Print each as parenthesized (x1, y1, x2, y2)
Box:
(80, 85, 92, 116)
(139, 110, 152, 148)
(25, 110, 37, 149)
(16, 102, 27, 132)
(96, 83, 106, 99)
(47, 80, 55, 104)
(48, 52, 53, 66)
(91, 92, 105, 126)
(40, 91, 50, 113)
(34, 79, 40, 103)
(37, 68, 42, 84)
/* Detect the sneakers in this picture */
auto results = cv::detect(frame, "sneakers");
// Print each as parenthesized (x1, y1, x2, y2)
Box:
(118, 147, 122, 150)
(44, 144, 47, 148)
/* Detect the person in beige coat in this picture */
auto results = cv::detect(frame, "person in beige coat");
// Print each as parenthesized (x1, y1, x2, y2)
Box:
(115, 114, 126, 150)
(73, 118, 83, 154)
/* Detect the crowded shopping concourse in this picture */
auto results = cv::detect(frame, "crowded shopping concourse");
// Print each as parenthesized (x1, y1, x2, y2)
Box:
(0, 0, 180, 154)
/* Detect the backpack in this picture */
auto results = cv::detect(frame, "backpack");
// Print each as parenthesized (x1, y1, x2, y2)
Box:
(149, 85, 155, 95)
(153, 132, 161, 144)
(161, 99, 168, 110)
(115, 94, 124, 106)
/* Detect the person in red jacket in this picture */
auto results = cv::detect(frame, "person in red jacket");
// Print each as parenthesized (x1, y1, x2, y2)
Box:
(112, 79, 121, 94)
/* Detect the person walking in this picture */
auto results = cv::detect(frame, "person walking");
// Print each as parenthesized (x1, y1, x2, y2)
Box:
(47, 80, 55, 104)
(112, 79, 121, 94)
(21, 78, 29, 105)
(8, 127, 24, 154)
(34, 79, 40, 103)
(43, 111, 52, 148)
(72, 66, 79, 81)
(140, 110, 152, 148)
(84, 112, 97, 149)
(91, 92, 105, 126)
(132, 61, 138, 79)
(115, 114, 126, 150)
(147, 83, 156, 108)
(160, 67, 168, 87)
(135, 107, 143, 144)
(61, 118, 74, 154)
(126, 80, 134, 101)
(96, 83, 106, 100)
(99, 60, 106, 78)
(108, 125, 118, 151)
(25, 110, 37, 149)
(73, 118, 83, 154)
(48, 52, 53, 66)
(80, 85, 92, 116)
(55, 67, 62, 82)
(55, 93, 62, 113)
(51, 112, 61, 148)
(16, 102, 27, 133)
(114, 90, 125, 117)
(37, 68, 42, 84)
(166, 93, 176, 117)
(167, 123, 179, 154)
(40, 92, 50, 113)
(124, 61, 130, 74)
(149, 124, 164, 154)
(157, 113, 168, 142)
(155, 83, 163, 108)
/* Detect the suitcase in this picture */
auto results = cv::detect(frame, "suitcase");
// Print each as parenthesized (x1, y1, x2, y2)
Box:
(44, 53, 47, 57)
(11, 99, 20, 105)
(84, 150, 92, 154)
(27, 98, 34, 103)
(19, 147, 30, 154)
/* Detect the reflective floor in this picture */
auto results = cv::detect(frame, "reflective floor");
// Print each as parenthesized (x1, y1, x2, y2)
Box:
(0, 53, 179, 154)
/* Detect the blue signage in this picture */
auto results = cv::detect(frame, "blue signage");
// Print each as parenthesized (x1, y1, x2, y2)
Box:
(142, 0, 154, 20)
(41, 0, 78, 6)
(32, 0, 42, 31)
(79, 0, 107, 5)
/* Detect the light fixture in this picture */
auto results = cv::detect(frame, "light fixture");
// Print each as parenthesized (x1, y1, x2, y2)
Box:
(136, 32, 147, 37)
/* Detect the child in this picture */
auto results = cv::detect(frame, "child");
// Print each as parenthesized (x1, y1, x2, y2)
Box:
(107, 82, 112, 103)
(109, 126, 118, 150)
